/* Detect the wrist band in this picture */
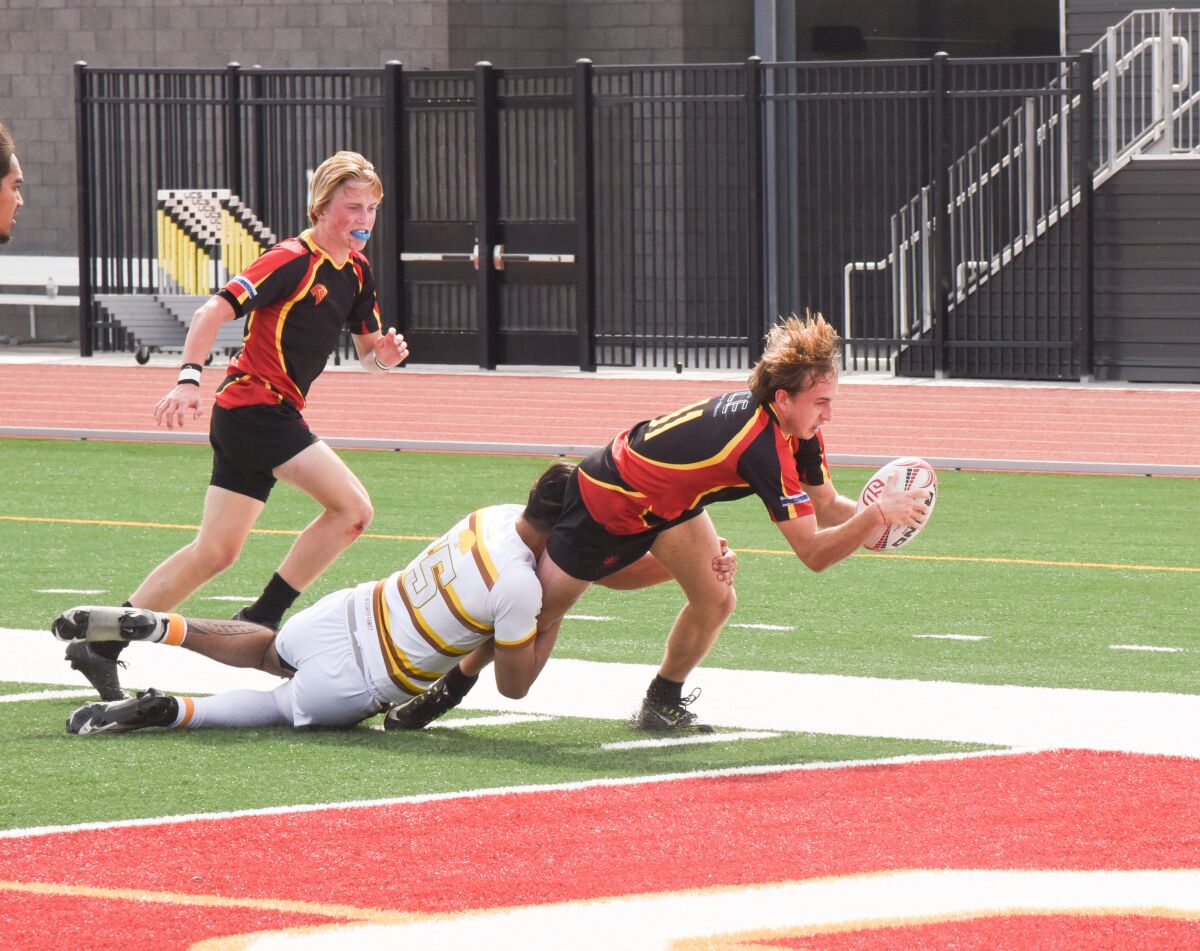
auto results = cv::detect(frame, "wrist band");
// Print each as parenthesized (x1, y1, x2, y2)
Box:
(177, 363, 202, 386)
(373, 353, 391, 372)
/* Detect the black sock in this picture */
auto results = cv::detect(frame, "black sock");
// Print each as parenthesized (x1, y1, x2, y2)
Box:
(444, 664, 479, 700)
(91, 601, 133, 661)
(242, 573, 301, 628)
(647, 674, 684, 705)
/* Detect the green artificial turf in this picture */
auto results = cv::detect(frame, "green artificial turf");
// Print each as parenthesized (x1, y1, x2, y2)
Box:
(0, 695, 984, 830)
(1, 437, 1196, 831)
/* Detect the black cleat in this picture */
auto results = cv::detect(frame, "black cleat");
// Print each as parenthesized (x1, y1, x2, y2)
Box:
(64, 641, 128, 702)
(231, 606, 279, 632)
(630, 687, 715, 733)
(53, 606, 166, 643)
(383, 675, 463, 731)
(67, 688, 179, 736)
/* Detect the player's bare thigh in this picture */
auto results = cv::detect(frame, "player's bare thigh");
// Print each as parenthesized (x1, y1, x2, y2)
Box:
(649, 511, 734, 605)
(273, 441, 371, 515)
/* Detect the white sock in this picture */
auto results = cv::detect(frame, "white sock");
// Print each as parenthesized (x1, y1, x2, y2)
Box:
(173, 686, 291, 729)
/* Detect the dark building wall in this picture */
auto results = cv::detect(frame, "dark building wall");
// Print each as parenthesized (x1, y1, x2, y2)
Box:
(1092, 158, 1200, 383)
(790, 0, 1057, 59)
(0, 0, 754, 256)
(1062, 0, 1141, 52)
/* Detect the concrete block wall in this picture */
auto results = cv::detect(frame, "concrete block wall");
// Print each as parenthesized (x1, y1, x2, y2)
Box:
(1, 0, 755, 257)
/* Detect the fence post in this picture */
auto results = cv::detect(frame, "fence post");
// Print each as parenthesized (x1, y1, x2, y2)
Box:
(74, 61, 94, 357)
(1160, 11, 1176, 152)
(1075, 51, 1095, 381)
(381, 60, 404, 335)
(224, 62, 242, 199)
(474, 61, 499, 370)
(573, 58, 597, 371)
(745, 56, 765, 364)
(930, 52, 951, 378)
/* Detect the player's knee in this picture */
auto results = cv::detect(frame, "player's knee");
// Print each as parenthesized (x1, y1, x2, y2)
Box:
(193, 536, 244, 575)
(714, 584, 737, 621)
(337, 495, 373, 536)
(694, 584, 736, 624)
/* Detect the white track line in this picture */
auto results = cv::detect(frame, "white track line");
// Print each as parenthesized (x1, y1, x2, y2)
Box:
(602, 731, 780, 750)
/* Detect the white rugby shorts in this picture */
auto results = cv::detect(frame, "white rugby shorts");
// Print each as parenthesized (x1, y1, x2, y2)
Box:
(273, 587, 387, 727)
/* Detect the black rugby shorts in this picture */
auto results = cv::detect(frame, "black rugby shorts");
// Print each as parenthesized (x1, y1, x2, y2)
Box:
(209, 402, 318, 502)
(547, 468, 704, 581)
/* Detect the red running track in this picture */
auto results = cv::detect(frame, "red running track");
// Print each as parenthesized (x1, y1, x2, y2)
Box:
(1, 363, 1198, 474)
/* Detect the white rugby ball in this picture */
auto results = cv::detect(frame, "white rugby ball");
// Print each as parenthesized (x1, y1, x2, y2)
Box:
(855, 457, 938, 552)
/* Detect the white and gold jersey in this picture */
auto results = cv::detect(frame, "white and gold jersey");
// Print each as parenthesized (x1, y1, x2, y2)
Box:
(349, 504, 542, 704)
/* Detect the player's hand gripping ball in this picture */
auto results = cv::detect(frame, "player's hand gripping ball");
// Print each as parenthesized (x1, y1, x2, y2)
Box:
(855, 457, 938, 551)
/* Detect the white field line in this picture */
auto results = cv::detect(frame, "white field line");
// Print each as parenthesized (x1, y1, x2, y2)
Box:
(0, 747, 1037, 841)
(0, 688, 96, 703)
(200, 595, 259, 602)
(728, 623, 796, 631)
(369, 714, 554, 731)
(1110, 644, 1184, 653)
(4, 624, 1200, 758)
(914, 634, 989, 641)
(602, 731, 780, 751)
(36, 589, 106, 595)
(242, 869, 1200, 950)
(565, 614, 617, 622)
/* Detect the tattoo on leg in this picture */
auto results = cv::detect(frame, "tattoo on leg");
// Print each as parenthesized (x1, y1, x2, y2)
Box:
(185, 618, 273, 637)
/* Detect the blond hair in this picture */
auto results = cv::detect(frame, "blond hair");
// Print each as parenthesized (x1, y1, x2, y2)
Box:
(307, 151, 383, 225)
(747, 311, 841, 405)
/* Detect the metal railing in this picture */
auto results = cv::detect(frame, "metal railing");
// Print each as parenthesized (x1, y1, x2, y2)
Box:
(842, 9, 1200, 376)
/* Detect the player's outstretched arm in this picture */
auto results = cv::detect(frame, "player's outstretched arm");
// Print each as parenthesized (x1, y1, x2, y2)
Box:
(805, 480, 858, 528)
(153, 295, 235, 430)
(778, 474, 930, 572)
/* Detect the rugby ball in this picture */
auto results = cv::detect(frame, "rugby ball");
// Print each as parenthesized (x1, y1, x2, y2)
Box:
(855, 457, 938, 552)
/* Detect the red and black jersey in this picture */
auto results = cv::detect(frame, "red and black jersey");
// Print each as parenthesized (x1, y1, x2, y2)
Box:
(578, 389, 832, 535)
(214, 230, 382, 411)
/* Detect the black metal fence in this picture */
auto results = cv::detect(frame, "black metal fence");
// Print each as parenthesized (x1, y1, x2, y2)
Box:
(76, 53, 1095, 379)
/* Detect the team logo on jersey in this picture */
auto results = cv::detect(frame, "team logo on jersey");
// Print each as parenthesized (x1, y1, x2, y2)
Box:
(602, 554, 622, 568)
(779, 491, 810, 506)
(231, 275, 256, 300)
(311, 283, 329, 305)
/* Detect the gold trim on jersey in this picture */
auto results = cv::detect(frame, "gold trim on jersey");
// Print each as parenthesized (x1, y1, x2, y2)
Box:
(641, 398, 710, 441)
(467, 511, 500, 590)
(439, 574, 493, 636)
(577, 467, 649, 500)
(273, 250, 323, 382)
(624, 406, 765, 472)
(500, 627, 536, 648)
(372, 580, 448, 696)
(393, 572, 473, 659)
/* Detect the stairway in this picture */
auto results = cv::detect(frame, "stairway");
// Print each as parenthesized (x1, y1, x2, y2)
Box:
(94, 294, 244, 363)
(844, 9, 1200, 375)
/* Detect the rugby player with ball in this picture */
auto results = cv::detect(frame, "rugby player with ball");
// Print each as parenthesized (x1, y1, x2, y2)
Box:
(410, 312, 935, 733)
